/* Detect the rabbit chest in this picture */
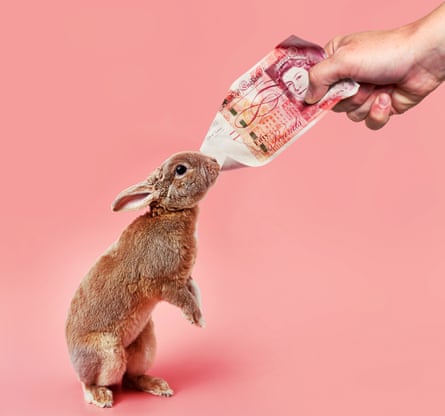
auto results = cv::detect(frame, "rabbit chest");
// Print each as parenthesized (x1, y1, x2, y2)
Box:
(126, 209, 199, 283)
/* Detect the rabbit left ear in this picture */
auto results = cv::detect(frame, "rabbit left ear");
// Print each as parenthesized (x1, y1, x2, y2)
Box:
(111, 180, 159, 212)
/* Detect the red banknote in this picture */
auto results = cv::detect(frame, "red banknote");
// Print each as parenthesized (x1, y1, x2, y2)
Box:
(201, 35, 359, 169)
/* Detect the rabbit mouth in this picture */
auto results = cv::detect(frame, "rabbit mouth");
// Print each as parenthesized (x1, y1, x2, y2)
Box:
(206, 159, 220, 184)
(208, 166, 220, 185)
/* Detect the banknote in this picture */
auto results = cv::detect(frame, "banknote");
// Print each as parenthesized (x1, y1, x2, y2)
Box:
(200, 35, 359, 169)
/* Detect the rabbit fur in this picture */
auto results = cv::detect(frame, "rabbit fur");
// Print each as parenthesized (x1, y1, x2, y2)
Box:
(65, 151, 219, 408)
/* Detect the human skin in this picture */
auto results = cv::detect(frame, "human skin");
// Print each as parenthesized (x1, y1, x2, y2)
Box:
(305, 2, 445, 129)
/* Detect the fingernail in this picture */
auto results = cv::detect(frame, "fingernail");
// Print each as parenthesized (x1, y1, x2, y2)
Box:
(377, 93, 390, 108)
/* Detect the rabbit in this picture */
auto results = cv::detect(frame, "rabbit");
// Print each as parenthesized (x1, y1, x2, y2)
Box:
(65, 151, 220, 408)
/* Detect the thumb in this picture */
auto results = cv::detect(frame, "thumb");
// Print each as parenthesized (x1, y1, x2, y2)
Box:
(305, 56, 344, 104)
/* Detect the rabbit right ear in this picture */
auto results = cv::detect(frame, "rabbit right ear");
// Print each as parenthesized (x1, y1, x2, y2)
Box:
(111, 180, 160, 212)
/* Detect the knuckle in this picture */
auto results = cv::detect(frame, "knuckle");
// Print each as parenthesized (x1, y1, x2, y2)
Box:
(347, 110, 367, 122)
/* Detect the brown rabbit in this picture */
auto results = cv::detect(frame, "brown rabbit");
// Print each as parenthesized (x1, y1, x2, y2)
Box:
(65, 151, 219, 408)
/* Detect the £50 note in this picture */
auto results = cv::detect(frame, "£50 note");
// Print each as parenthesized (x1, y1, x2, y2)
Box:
(200, 35, 359, 169)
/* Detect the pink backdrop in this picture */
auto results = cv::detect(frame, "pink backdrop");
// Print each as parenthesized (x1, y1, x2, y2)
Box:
(2, 1, 445, 415)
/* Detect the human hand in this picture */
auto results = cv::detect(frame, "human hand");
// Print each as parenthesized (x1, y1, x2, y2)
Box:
(305, 3, 445, 129)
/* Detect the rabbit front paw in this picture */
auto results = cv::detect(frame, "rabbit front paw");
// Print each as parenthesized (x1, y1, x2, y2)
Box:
(186, 277, 202, 309)
(183, 306, 206, 328)
(162, 282, 205, 328)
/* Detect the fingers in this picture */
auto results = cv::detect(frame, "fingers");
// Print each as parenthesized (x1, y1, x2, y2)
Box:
(304, 33, 394, 129)
(306, 67, 393, 129)
(346, 92, 392, 130)
(305, 56, 344, 104)
(332, 83, 375, 112)
(365, 93, 392, 130)
(305, 36, 352, 104)
(346, 92, 378, 122)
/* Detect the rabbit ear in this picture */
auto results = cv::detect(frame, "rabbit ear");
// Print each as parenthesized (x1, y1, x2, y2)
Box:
(111, 180, 159, 212)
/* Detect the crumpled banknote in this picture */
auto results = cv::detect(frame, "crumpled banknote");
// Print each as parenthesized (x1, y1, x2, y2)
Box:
(200, 35, 359, 170)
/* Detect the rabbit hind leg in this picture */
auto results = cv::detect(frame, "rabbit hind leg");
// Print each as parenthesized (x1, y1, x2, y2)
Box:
(123, 318, 174, 397)
(70, 333, 127, 407)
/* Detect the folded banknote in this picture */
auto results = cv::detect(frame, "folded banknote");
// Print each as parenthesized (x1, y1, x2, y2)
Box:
(200, 35, 359, 169)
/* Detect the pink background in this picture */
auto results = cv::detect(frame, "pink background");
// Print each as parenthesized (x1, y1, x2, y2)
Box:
(2, 1, 445, 415)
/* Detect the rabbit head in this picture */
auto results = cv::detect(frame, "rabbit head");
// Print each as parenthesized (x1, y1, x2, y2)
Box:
(112, 151, 220, 212)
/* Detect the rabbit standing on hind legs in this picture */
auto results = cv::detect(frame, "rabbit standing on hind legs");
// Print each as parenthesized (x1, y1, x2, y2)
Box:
(65, 151, 220, 408)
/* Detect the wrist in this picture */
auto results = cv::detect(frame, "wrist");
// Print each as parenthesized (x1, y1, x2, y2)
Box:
(408, 3, 445, 82)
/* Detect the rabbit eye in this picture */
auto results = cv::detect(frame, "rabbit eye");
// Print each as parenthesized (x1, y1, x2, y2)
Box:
(175, 164, 187, 176)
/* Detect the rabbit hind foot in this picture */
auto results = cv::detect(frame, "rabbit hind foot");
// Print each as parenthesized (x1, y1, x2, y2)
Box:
(123, 374, 174, 397)
(81, 383, 113, 408)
